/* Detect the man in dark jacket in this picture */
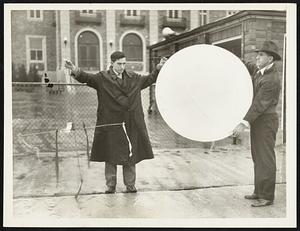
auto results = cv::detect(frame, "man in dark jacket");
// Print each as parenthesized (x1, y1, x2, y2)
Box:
(233, 41, 282, 207)
(64, 51, 167, 194)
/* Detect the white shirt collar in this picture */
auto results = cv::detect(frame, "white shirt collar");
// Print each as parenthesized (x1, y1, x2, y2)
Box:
(112, 69, 122, 78)
(259, 62, 274, 75)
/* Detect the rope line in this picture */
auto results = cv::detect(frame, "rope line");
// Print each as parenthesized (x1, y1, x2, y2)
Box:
(12, 82, 87, 86)
(122, 122, 132, 157)
(18, 123, 125, 137)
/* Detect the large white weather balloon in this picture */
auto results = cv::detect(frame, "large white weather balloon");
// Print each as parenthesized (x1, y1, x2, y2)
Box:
(155, 44, 253, 142)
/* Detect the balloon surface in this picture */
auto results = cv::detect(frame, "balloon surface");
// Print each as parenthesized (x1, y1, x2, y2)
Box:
(155, 44, 253, 142)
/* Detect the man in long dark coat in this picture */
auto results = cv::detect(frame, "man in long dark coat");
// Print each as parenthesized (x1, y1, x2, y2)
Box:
(64, 51, 167, 193)
(233, 41, 282, 207)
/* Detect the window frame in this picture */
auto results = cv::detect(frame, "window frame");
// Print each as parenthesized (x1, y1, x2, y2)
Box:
(226, 10, 238, 16)
(124, 10, 140, 18)
(119, 31, 146, 73)
(211, 35, 242, 58)
(122, 33, 143, 62)
(166, 10, 182, 20)
(80, 10, 97, 17)
(199, 10, 209, 26)
(27, 10, 43, 21)
(77, 31, 100, 71)
(75, 28, 103, 73)
(25, 35, 47, 72)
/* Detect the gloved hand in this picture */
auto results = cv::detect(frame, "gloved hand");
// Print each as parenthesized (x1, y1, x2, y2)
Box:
(156, 57, 168, 71)
(64, 59, 77, 72)
(232, 122, 247, 137)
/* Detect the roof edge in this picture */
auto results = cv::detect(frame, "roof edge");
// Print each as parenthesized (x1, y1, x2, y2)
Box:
(148, 10, 286, 49)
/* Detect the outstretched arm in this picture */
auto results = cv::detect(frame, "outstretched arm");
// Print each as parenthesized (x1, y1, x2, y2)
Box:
(139, 57, 168, 89)
(64, 59, 99, 89)
(243, 60, 258, 77)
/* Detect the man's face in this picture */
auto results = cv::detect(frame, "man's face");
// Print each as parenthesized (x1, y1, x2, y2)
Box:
(256, 51, 273, 69)
(112, 57, 126, 74)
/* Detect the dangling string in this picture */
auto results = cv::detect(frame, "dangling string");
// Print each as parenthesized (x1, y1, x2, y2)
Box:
(17, 133, 40, 161)
(122, 122, 132, 157)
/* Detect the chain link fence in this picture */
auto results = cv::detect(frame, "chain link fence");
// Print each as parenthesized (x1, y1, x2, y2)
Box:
(12, 83, 209, 157)
(13, 83, 95, 156)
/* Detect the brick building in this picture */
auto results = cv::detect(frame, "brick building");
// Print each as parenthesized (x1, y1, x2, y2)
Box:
(11, 9, 242, 81)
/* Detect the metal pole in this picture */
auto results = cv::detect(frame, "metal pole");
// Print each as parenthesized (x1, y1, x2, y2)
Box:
(74, 124, 83, 200)
(55, 129, 59, 187)
(83, 122, 90, 168)
(283, 34, 286, 144)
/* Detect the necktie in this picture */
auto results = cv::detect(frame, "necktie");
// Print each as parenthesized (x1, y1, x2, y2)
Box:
(116, 74, 123, 86)
(253, 71, 262, 90)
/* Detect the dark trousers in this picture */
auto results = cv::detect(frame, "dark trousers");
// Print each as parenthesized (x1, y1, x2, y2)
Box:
(250, 114, 279, 201)
(105, 162, 136, 187)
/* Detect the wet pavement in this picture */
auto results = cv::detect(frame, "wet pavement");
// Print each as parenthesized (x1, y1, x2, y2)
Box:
(13, 184, 286, 218)
(13, 144, 286, 219)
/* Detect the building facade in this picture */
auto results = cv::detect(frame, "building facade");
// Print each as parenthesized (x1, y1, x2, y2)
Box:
(11, 9, 242, 82)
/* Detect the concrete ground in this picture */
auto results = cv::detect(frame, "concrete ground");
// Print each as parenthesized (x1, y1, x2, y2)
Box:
(12, 143, 286, 220)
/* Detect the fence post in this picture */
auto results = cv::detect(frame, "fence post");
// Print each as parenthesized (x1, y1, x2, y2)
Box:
(83, 122, 90, 168)
(55, 129, 59, 187)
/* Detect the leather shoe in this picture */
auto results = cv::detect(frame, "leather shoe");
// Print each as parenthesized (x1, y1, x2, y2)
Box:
(244, 194, 259, 200)
(251, 199, 273, 207)
(105, 186, 116, 194)
(125, 185, 137, 193)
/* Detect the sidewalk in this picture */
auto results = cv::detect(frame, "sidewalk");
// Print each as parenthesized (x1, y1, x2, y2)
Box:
(13, 144, 286, 218)
(13, 184, 286, 218)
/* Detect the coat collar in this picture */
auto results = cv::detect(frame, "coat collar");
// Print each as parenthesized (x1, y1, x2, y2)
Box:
(262, 63, 277, 75)
(109, 66, 133, 80)
(258, 62, 274, 75)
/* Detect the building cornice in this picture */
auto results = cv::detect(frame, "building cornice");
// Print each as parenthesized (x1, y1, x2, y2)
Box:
(148, 10, 286, 49)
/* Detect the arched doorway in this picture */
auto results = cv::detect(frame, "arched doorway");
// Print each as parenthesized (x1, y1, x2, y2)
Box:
(122, 33, 143, 62)
(77, 31, 100, 71)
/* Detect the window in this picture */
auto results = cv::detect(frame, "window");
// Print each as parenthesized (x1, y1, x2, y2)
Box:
(30, 38, 43, 61)
(213, 38, 242, 58)
(122, 33, 143, 62)
(226, 10, 238, 16)
(125, 10, 140, 17)
(80, 10, 96, 16)
(199, 10, 208, 26)
(26, 36, 46, 71)
(27, 10, 43, 21)
(124, 10, 140, 18)
(78, 31, 100, 71)
(167, 10, 181, 19)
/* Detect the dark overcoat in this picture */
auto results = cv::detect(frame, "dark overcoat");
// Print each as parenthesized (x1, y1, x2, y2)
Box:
(244, 62, 281, 123)
(73, 67, 159, 165)
(243, 62, 281, 201)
